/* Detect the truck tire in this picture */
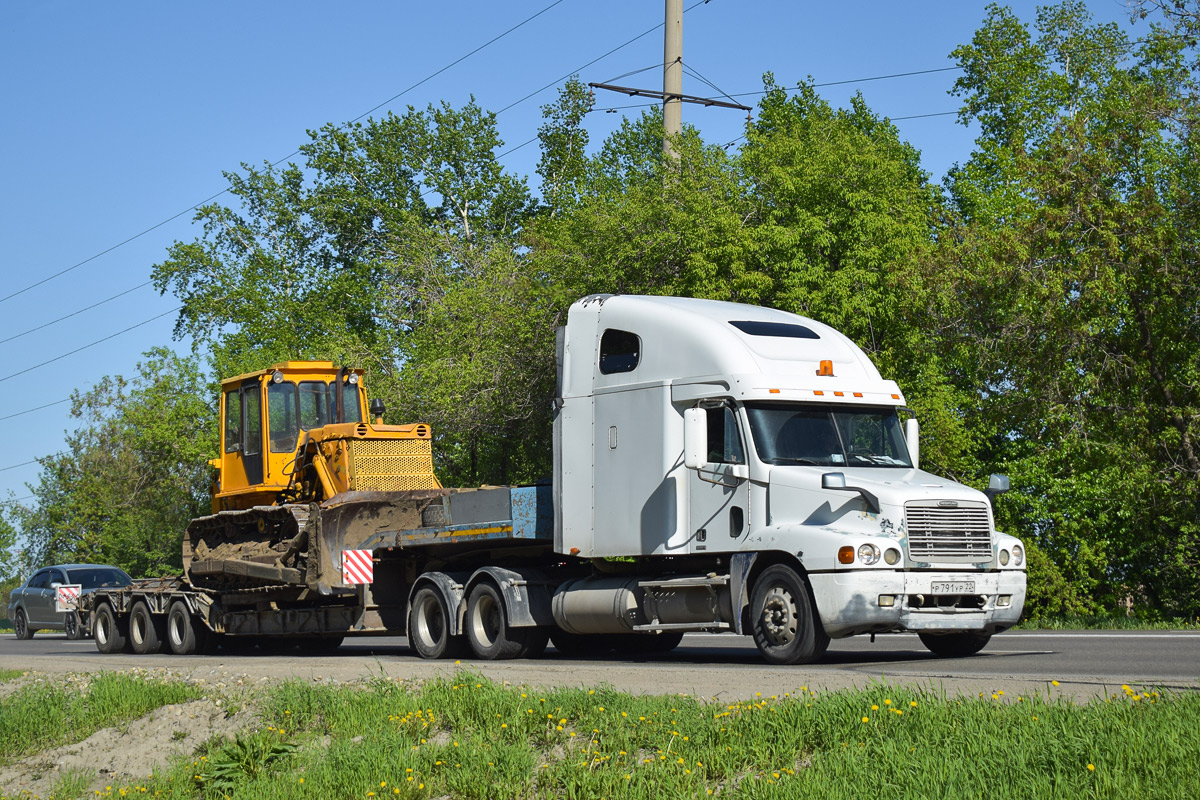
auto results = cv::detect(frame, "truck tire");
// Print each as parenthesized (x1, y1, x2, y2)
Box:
(408, 586, 466, 659)
(749, 565, 829, 665)
(918, 631, 991, 658)
(466, 582, 537, 660)
(13, 608, 32, 640)
(64, 611, 84, 640)
(93, 603, 128, 654)
(129, 601, 165, 655)
(166, 600, 207, 655)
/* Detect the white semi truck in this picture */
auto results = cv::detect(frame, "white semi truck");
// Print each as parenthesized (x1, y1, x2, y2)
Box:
(86, 294, 1025, 664)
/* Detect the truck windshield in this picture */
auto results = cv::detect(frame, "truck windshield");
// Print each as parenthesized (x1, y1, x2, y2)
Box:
(744, 403, 912, 468)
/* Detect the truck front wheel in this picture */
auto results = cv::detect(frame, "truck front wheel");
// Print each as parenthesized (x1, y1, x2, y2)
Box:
(408, 587, 466, 659)
(750, 565, 829, 665)
(466, 582, 538, 660)
(94, 604, 128, 654)
(918, 631, 991, 658)
(166, 600, 207, 655)
(130, 601, 165, 655)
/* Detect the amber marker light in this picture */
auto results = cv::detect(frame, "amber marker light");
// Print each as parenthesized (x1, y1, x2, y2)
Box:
(838, 546, 855, 564)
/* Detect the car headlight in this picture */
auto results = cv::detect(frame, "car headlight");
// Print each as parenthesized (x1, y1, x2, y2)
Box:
(858, 543, 881, 565)
(1012, 545, 1024, 567)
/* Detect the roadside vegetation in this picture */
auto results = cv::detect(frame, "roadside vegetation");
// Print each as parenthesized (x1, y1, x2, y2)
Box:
(0, 671, 202, 766)
(0, 671, 1195, 800)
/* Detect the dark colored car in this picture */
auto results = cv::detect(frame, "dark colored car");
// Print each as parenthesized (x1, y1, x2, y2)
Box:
(8, 564, 133, 640)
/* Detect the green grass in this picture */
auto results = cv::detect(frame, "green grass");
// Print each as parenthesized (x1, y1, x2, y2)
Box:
(0, 672, 202, 766)
(71, 672, 1200, 800)
(0, 669, 24, 683)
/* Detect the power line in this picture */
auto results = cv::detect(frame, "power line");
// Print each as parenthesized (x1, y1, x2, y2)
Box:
(0, 398, 70, 422)
(0, 307, 180, 385)
(0, 0, 571, 309)
(0, 459, 41, 473)
(0, 282, 153, 347)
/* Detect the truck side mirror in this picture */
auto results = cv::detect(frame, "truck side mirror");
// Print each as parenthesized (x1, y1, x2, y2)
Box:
(984, 473, 1010, 502)
(683, 408, 707, 470)
(904, 417, 920, 470)
(822, 472, 881, 514)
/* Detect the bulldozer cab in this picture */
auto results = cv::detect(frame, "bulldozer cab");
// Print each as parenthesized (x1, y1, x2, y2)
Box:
(211, 361, 440, 511)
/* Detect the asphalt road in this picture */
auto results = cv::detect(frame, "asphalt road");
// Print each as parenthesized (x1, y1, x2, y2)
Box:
(2, 630, 1197, 701)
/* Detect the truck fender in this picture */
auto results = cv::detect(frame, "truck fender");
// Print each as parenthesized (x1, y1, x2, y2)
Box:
(466, 566, 555, 628)
(729, 553, 758, 635)
(408, 572, 469, 637)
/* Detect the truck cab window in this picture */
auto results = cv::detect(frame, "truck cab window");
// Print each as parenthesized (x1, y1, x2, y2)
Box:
(705, 405, 745, 464)
(268, 382, 300, 452)
(745, 403, 911, 468)
(599, 329, 640, 374)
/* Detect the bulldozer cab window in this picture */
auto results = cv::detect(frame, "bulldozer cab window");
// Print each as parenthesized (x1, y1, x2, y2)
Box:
(298, 380, 363, 429)
(268, 382, 300, 452)
(241, 384, 262, 456)
(223, 389, 240, 453)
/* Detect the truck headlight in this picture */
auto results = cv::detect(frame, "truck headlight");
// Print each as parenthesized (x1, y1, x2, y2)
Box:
(1012, 545, 1024, 566)
(999, 549, 1010, 566)
(883, 548, 901, 565)
(858, 544, 880, 565)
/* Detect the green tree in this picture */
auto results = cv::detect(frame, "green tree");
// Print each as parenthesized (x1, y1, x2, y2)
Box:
(943, 1, 1200, 615)
(10, 349, 214, 577)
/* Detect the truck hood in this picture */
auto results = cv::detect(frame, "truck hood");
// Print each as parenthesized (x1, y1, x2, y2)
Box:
(767, 466, 991, 532)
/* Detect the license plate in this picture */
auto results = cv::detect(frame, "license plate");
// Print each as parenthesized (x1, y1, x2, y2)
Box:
(931, 581, 975, 594)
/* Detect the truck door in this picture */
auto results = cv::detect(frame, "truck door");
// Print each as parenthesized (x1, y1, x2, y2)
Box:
(687, 404, 750, 553)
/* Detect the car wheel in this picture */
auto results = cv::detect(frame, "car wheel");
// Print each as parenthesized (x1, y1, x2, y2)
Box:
(64, 611, 84, 640)
(94, 603, 129, 654)
(13, 608, 33, 640)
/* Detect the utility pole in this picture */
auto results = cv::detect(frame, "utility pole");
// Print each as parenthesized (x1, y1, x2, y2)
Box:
(663, 0, 683, 158)
(589, 0, 750, 159)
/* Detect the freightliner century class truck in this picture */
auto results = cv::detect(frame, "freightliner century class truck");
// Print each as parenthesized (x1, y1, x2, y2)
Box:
(84, 294, 1026, 664)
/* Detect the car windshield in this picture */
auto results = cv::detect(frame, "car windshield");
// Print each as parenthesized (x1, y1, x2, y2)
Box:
(744, 403, 913, 468)
(65, 567, 133, 588)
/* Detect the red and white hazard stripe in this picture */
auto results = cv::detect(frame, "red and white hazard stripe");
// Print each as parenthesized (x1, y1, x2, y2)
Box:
(55, 584, 81, 611)
(342, 549, 374, 585)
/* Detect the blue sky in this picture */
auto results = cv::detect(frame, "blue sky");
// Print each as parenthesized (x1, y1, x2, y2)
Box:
(0, 0, 1136, 510)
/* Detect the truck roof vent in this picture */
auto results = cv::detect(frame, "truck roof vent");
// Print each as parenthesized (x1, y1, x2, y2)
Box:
(730, 320, 820, 339)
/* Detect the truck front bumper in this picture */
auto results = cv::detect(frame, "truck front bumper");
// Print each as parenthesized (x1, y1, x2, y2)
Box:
(808, 570, 1026, 639)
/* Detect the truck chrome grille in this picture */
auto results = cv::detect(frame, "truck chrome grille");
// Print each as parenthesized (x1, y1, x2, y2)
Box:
(904, 502, 992, 562)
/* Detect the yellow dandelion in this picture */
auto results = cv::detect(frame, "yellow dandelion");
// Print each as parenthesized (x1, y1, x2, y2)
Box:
(1088, 764, 1095, 771)
(862, 716, 870, 723)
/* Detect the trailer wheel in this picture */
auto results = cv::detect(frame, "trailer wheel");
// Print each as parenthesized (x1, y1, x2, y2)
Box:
(129, 601, 165, 655)
(94, 603, 128, 654)
(408, 586, 466, 659)
(918, 631, 991, 658)
(166, 600, 206, 655)
(466, 582, 537, 660)
(13, 609, 32, 640)
(749, 565, 829, 665)
(64, 611, 84, 640)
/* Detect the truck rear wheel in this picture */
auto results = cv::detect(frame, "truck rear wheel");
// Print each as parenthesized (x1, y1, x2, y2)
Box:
(129, 601, 165, 655)
(94, 603, 128, 654)
(466, 582, 536, 660)
(750, 565, 829, 665)
(166, 600, 206, 655)
(408, 586, 466, 659)
(918, 631, 991, 658)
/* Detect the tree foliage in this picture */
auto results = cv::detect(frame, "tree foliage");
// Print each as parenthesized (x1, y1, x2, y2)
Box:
(9, 349, 213, 577)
